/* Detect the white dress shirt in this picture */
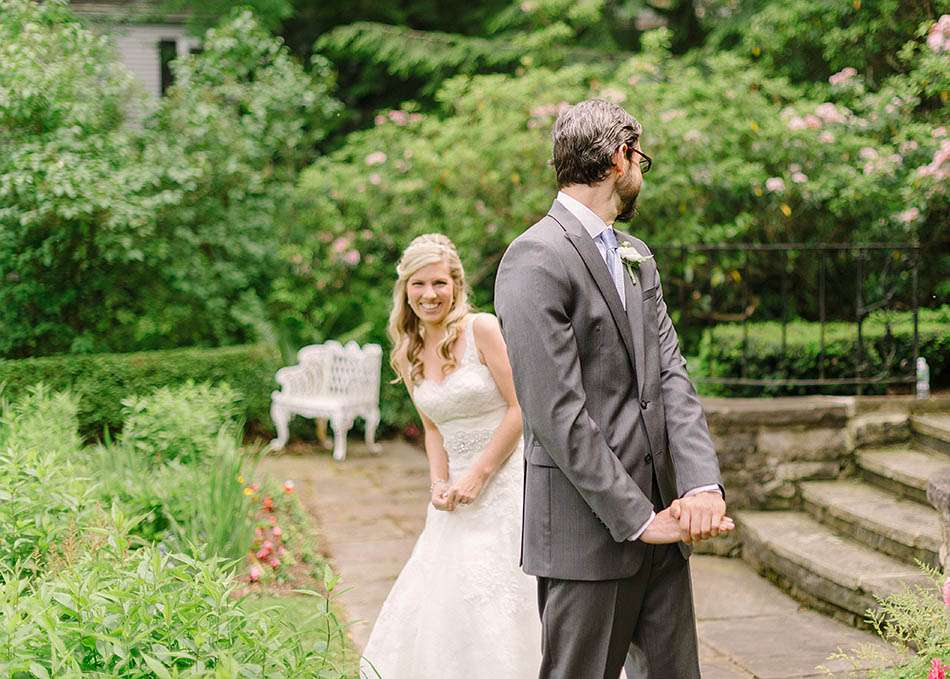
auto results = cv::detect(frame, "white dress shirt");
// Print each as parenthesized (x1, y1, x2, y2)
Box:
(555, 192, 721, 542)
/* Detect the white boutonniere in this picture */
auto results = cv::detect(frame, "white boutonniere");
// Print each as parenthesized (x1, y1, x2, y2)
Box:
(617, 242, 653, 285)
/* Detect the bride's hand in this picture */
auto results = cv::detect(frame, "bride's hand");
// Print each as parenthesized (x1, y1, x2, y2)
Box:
(449, 468, 490, 506)
(430, 480, 456, 511)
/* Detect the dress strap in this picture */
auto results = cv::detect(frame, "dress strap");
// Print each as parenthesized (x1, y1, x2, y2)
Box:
(461, 314, 479, 365)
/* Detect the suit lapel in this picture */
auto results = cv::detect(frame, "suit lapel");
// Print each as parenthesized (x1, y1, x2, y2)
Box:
(547, 200, 638, 376)
(621, 257, 646, 398)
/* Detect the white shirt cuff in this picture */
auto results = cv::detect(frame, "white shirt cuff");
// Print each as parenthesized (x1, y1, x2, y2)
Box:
(627, 511, 656, 542)
(683, 484, 722, 498)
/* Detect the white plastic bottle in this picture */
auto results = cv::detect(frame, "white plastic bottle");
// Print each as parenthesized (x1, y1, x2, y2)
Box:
(916, 356, 930, 400)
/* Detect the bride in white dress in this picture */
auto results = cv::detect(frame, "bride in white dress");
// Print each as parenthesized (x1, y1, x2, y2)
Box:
(360, 233, 541, 679)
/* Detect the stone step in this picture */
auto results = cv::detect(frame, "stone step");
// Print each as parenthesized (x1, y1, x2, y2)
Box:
(852, 411, 910, 448)
(912, 413, 950, 456)
(800, 479, 940, 567)
(856, 446, 950, 505)
(737, 510, 932, 628)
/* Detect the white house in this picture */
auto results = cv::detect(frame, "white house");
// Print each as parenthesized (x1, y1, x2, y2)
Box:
(70, 1, 199, 98)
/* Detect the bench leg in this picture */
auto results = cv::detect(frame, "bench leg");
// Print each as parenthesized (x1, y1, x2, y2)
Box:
(330, 414, 352, 462)
(316, 418, 333, 450)
(364, 408, 382, 454)
(270, 402, 291, 450)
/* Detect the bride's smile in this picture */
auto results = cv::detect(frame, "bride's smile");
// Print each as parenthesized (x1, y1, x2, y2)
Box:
(407, 261, 455, 327)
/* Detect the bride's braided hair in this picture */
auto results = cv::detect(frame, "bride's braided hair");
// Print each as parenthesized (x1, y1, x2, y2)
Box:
(388, 233, 472, 387)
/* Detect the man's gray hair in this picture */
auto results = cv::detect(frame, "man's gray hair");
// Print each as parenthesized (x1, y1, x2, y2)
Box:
(551, 99, 642, 188)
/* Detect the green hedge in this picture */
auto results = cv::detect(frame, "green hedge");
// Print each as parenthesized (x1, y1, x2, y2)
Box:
(696, 307, 949, 397)
(0, 344, 280, 439)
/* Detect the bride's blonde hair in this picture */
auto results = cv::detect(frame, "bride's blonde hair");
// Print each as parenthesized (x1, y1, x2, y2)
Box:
(388, 233, 472, 386)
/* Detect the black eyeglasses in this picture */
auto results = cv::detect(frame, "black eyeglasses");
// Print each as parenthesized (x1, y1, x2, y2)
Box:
(627, 146, 652, 174)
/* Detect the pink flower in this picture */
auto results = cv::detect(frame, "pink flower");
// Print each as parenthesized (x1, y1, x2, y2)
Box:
(927, 15, 950, 54)
(374, 114, 386, 126)
(368, 172, 382, 186)
(277, 545, 287, 557)
(828, 67, 857, 86)
(815, 103, 847, 124)
(765, 177, 785, 193)
(804, 115, 822, 129)
(934, 127, 947, 138)
(272, 526, 283, 538)
(388, 110, 410, 125)
(787, 116, 806, 131)
(365, 151, 387, 166)
(256, 547, 271, 560)
(344, 250, 361, 266)
(858, 147, 878, 160)
(943, 576, 950, 606)
(248, 565, 262, 582)
(895, 207, 920, 224)
(268, 557, 281, 569)
(332, 236, 351, 254)
(899, 140, 919, 154)
(929, 658, 945, 679)
(791, 171, 808, 184)
(283, 480, 295, 493)
(818, 131, 835, 143)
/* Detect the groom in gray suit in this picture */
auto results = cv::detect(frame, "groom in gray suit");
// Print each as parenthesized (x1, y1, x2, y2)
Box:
(494, 99, 731, 678)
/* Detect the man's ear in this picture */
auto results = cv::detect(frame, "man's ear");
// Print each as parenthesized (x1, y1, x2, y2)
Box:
(611, 143, 629, 175)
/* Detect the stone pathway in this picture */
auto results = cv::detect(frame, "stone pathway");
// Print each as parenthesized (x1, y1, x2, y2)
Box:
(261, 440, 892, 679)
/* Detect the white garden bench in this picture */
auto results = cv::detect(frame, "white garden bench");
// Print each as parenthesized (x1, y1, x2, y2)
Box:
(269, 341, 382, 461)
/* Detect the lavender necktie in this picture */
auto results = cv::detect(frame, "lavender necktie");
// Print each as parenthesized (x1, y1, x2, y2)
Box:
(598, 227, 626, 310)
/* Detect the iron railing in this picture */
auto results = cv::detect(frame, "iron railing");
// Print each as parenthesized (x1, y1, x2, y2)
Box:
(652, 242, 924, 394)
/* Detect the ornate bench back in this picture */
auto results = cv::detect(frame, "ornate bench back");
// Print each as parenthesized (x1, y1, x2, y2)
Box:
(281, 341, 382, 405)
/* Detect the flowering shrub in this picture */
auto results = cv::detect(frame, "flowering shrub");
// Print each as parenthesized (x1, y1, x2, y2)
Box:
(829, 562, 950, 678)
(0, 383, 354, 675)
(279, 19, 948, 423)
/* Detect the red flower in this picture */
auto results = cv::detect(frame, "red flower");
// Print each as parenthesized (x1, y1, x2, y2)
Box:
(930, 658, 946, 679)
(262, 496, 274, 511)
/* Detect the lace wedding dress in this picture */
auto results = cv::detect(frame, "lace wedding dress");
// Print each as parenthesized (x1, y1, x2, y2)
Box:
(360, 314, 541, 679)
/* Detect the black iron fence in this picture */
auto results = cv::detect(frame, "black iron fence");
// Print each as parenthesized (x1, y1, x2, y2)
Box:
(652, 242, 932, 394)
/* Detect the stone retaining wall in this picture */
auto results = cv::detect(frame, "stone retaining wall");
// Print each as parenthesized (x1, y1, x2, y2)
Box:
(703, 394, 950, 511)
(703, 397, 853, 510)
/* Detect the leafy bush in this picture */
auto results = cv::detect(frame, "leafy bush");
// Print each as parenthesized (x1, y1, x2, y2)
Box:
(827, 562, 949, 678)
(696, 307, 950, 396)
(120, 381, 241, 465)
(0, 387, 92, 580)
(162, 436, 258, 562)
(0, 385, 353, 676)
(0, 0, 340, 358)
(0, 523, 349, 677)
(0, 343, 280, 439)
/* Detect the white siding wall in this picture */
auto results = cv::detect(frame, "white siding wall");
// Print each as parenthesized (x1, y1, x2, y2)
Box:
(93, 23, 199, 97)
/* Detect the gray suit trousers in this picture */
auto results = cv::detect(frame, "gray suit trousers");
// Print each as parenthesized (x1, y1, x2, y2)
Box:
(536, 475, 701, 679)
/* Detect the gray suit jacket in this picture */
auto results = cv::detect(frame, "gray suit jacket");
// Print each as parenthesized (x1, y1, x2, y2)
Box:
(494, 199, 723, 581)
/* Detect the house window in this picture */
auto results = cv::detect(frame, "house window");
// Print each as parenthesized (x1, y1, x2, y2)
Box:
(159, 39, 177, 95)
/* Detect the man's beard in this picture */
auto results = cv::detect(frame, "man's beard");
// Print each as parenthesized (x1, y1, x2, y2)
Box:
(615, 192, 639, 223)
